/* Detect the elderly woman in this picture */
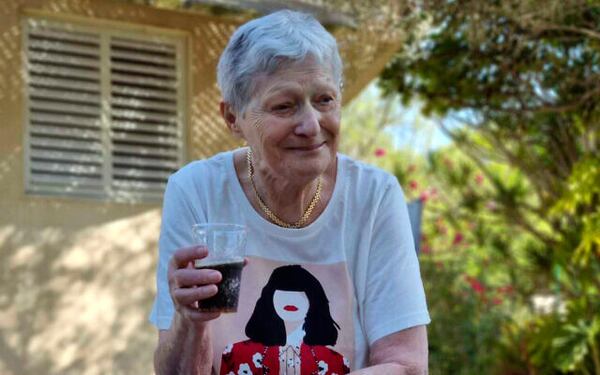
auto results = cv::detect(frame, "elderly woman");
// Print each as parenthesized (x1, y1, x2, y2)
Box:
(150, 10, 430, 375)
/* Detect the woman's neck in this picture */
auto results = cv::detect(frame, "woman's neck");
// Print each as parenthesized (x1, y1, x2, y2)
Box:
(254, 167, 320, 218)
(235, 149, 336, 227)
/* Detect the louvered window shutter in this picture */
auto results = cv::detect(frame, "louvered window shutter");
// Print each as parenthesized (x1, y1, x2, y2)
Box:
(109, 37, 181, 201)
(24, 19, 185, 202)
(25, 21, 104, 196)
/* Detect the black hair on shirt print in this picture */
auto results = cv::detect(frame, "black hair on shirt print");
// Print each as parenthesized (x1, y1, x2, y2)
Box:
(245, 264, 341, 346)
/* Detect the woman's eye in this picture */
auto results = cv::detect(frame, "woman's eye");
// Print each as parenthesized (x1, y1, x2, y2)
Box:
(271, 103, 294, 113)
(317, 96, 335, 106)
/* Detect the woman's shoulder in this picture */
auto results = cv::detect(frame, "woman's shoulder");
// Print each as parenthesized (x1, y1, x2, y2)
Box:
(337, 154, 399, 192)
(168, 150, 234, 188)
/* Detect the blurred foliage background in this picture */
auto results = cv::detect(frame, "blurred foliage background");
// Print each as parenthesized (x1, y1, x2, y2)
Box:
(340, 0, 599, 373)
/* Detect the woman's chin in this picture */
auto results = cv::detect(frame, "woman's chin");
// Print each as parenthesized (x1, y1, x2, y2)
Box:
(281, 153, 334, 178)
(285, 163, 328, 181)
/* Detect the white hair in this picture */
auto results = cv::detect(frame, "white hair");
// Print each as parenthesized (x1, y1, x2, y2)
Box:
(217, 10, 343, 114)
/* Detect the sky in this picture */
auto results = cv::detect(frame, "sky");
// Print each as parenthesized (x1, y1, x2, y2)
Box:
(352, 81, 454, 154)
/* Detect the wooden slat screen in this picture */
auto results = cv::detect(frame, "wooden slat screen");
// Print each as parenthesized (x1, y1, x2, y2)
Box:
(24, 19, 185, 202)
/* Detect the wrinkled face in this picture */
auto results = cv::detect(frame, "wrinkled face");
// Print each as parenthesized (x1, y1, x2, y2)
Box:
(235, 58, 341, 181)
(273, 290, 309, 322)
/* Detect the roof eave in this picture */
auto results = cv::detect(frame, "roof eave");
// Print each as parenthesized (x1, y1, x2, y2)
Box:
(182, 0, 357, 29)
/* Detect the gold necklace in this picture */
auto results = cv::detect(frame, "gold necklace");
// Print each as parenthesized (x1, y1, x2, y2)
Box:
(246, 149, 322, 229)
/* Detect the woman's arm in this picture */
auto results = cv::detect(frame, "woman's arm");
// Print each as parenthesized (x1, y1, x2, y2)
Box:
(153, 246, 222, 375)
(154, 317, 212, 375)
(354, 175, 430, 374)
(349, 325, 428, 375)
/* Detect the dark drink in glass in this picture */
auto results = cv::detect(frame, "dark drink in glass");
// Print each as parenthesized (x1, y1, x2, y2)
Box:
(192, 223, 246, 313)
(195, 257, 244, 312)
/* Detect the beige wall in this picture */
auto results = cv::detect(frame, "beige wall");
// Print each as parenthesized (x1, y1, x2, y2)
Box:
(0, 1, 241, 374)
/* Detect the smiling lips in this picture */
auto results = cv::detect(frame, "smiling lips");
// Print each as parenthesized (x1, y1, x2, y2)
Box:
(288, 142, 324, 151)
(284, 305, 299, 311)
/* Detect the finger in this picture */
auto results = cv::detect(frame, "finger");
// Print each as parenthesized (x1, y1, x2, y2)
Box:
(173, 284, 218, 306)
(173, 268, 222, 288)
(171, 246, 208, 269)
(180, 307, 221, 322)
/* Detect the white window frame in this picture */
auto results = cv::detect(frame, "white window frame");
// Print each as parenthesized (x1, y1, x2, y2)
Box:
(22, 13, 188, 203)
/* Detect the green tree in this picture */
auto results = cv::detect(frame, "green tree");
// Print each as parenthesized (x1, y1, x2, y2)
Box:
(379, 0, 600, 373)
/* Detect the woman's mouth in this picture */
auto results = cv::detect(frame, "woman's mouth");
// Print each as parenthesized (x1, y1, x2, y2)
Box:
(284, 305, 298, 311)
(288, 142, 324, 151)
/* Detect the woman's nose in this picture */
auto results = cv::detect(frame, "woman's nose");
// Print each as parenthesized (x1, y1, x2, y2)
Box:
(294, 106, 320, 137)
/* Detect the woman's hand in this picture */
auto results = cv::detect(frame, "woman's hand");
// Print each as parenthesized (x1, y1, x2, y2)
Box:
(168, 245, 222, 327)
(155, 246, 223, 375)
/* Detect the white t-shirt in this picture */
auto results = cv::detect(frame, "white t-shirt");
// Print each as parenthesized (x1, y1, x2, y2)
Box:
(149, 149, 430, 372)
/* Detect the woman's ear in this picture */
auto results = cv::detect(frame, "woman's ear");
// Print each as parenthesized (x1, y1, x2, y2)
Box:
(220, 101, 244, 139)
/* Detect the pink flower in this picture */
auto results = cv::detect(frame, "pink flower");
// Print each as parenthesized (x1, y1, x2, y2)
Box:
(475, 173, 484, 185)
(419, 191, 429, 202)
(452, 232, 464, 245)
(465, 276, 485, 294)
(421, 245, 431, 254)
(409, 180, 418, 190)
(473, 282, 485, 293)
(492, 297, 503, 305)
(374, 148, 386, 157)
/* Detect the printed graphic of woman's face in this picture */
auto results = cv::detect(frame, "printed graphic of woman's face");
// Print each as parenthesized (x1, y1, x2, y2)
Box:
(273, 290, 309, 322)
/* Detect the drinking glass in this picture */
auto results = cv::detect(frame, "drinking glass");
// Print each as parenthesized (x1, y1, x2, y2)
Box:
(192, 223, 246, 312)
